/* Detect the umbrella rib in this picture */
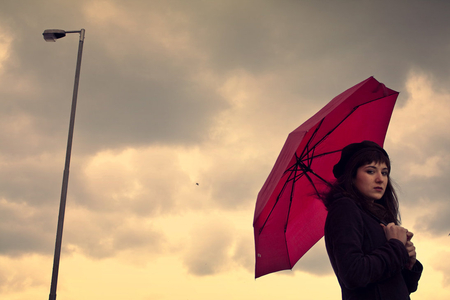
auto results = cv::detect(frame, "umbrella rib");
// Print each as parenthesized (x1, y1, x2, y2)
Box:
(294, 152, 330, 189)
(258, 164, 299, 234)
(289, 93, 396, 178)
(283, 118, 324, 176)
(300, 163, 322, 200)
(285, 150, 332, 193)
(302, 94, 392, 158)
(285, 165, 299, 233)
(300, 161, 330, 186)
(281, 94, 396, 227)
(298, 149, 342, 162)
(304, 108, 356, 159)
(260, 94, 395, 240)
(282, 159, 301, 270)
(298, 118, 324, 160)
(281, 159, 322, 270)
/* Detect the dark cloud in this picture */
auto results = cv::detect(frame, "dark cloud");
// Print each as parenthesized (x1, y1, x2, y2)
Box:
(0, 155, 63, 206)
(3, 0, 450, 155)
(1, 0, 230, 156)
(178, 0, 450, 96)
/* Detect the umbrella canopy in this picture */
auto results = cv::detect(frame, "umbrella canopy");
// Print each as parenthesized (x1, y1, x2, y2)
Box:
(253, 76, 399, 278)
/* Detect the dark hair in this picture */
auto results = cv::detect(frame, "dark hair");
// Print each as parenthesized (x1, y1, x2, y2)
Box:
(323, 145, 401, 225)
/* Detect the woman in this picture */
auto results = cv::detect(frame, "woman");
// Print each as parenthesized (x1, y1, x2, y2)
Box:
(323, 140, 423, 300)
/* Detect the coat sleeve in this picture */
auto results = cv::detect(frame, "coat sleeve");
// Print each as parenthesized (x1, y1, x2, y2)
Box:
(402, 260, 423, 292)
(325, 198, 410, 290)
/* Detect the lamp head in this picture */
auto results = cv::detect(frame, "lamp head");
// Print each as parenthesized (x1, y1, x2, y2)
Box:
(43, 29, 66, 42)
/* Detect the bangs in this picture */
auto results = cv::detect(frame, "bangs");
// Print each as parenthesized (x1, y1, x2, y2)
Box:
(359, 149, 391, 171)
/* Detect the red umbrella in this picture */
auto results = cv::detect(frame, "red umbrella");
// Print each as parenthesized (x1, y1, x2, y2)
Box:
(253, 76, 399, 278)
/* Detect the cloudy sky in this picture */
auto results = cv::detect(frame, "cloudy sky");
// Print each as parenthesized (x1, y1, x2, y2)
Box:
(1, 0, 450, 299)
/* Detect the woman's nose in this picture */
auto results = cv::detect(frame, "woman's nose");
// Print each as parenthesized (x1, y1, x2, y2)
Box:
(375, 172, 384, 182)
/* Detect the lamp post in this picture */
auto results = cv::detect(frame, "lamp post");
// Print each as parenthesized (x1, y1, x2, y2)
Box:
(43, 28, 85, 300)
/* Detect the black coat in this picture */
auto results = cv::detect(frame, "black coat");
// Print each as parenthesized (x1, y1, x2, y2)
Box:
(324, 196, 423, 300)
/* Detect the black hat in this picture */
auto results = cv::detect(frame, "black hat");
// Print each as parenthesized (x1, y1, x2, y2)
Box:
(332, 140, 389, 178)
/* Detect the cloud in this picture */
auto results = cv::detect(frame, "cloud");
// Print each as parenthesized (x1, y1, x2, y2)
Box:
(413, 200, 450, 237)
(6, 0, 449, 155)
(180, 209, 255, 277)
(231, 235, 254, 273)
(0, 26, 12, 73)
(0, 199, 55, 256)
(0, 255, 48, 293)
(388, 71, 450, 155)
(74, 146, 192, 215)
(69, 0, 232, 150)
(385, 71, 450, 236)
(431, 250, 450, 288)
(182, 219, 234, 276)
(409, 155, 447, 178)
(292, 239, 334, 276)
(63, 206, 168, 259)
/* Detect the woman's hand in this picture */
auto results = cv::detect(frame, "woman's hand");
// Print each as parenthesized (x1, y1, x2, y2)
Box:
(405, 231, 417, 269)
(405, 239, 417, 270)
(381, 222, 408, 245)
(381, 224, 417, 269)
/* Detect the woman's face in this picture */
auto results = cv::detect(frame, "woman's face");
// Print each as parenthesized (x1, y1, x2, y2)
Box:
(353, 161, 388, 201)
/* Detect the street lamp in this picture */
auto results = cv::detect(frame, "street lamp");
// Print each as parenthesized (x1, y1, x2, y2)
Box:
(43, 28, 85, 300)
